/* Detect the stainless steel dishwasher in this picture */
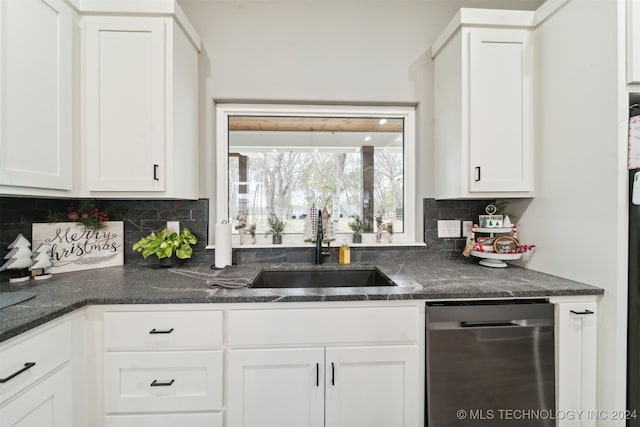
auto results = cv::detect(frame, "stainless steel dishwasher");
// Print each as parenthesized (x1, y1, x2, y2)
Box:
(426, 301, 555, 427)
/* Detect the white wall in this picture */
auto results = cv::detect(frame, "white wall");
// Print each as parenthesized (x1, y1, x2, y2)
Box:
(514, 0, 628, 421)
(179, 0, 544, 241)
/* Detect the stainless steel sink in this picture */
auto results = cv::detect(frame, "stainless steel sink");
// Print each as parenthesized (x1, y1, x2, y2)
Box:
(249, 268, 396, 289)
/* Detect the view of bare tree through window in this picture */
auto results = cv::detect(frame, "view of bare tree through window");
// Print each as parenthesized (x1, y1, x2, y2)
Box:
(228, 116, 404, 236)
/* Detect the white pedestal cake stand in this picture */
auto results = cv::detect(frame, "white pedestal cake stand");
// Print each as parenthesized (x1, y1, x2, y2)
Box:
(470, 250, 522, 268)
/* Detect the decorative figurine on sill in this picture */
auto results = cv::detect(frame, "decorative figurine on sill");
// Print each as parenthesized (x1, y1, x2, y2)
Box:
(303, 204, 336, 244)
(321, 207, 335, 240)
(265, 214, 286, 245)
(235, 212, 256, 245)
(303, 203, 317, 241)
(375, 213, 393, 243)
(348, 214, 366, 244)
(30, 243, 53, 280)
(0, 234, 33, 283)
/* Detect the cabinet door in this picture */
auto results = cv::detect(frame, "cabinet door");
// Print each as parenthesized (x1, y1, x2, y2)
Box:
(0, 0, 73, 190)
(325, 346, 419, 427)
(84, 16, 166, 192)
(228, 348, 324, 427)
(0, 365, 72, 427)
(555, 302, 597, 427)
(468, 28, 533, 193)
(628, 0, 640, 84)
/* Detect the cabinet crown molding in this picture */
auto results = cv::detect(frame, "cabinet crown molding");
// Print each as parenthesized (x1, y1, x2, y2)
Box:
(431, 8, 535, 58)
(76, 0, 201, 51)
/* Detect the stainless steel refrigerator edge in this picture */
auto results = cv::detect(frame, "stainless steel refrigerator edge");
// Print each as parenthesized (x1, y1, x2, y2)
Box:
(627, 97, 640, 427)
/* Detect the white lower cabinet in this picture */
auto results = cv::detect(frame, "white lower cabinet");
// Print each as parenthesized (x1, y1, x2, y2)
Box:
(0, 365, 73, 427)
(325, 346, 419, 427)
(0, 318, 76, 427)
(101, 308, 225, 426)
(228, 346, 418, 427)
(554, 301, 597, 427)
(56, 299, 600, 427)
(228, 348, 325, 427)
(227, 304, 422, 427)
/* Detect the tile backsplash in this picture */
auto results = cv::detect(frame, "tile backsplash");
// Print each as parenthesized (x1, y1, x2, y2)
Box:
(0, 198, 209, 269)
(0, 197, 496, 271)
(423, 198, 496, 256)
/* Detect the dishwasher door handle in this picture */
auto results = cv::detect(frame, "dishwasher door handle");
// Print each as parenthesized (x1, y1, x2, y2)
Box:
(429, 318, 553, 330)
(460, 321, 519, 328)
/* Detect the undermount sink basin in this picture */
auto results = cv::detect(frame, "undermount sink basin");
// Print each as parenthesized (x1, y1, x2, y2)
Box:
(249, 268, 396, 289)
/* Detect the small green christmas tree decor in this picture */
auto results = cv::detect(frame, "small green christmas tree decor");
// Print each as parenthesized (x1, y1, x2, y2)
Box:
(0, 234, 33, 283)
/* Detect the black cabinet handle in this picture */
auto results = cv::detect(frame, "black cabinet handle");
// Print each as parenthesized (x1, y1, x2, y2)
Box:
(475, 166, 481, 182)
(153, 164, 159, 180)
(0, 362, 36, 383)
(149, 328, 174, 334)
(150, 379, 175, 387)
(331, 362, 335, 386)
(316, 363, 319, 387)
(570, 309, 594, 315)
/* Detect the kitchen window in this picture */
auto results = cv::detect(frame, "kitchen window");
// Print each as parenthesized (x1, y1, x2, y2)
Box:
(216, 104, 416, 245)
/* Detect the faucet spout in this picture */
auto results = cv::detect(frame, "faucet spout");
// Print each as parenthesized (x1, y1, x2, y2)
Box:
(315, 209, 323, 264)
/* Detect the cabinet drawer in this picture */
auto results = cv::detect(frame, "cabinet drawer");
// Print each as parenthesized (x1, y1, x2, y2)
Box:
(229, 306, 420, 347)
(104, 310, 222, 350)
(0, 364, 72, 426)
(0, 321, 71, 403)
(104, 351, 223, 413)
(105, 412, 223, 427)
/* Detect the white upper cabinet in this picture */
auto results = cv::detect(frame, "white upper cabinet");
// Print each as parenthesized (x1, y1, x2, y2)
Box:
(0, 0, 75, 194)
(84, 17, 166, 193)
(628, 0, 640, 84)
(82, 2, 201, 198)
(0, 0, 200, 199)
(432, 9, 535, 199)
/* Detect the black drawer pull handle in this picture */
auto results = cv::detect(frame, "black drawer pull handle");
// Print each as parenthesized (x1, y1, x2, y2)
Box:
(0, 362, 36, 383)
(316, 363, 319, 387)
(153, 164, 159, 181)
(150, 379, 175, 387)
(570, 309, 594, 315)
(475, 166, 481, 182)
(149, 328, 174, 334)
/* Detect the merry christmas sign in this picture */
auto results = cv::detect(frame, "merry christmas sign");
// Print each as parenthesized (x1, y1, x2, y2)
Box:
(32, 222, 124, 273)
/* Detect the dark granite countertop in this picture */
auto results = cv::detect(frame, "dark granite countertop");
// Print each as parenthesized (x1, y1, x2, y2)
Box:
(0, 251, 602, 342)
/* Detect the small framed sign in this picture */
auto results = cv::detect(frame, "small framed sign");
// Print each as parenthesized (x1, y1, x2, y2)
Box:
(479, 215, 503, 228)
(32, 222, 124, 273)
(493, 235, 519, 254)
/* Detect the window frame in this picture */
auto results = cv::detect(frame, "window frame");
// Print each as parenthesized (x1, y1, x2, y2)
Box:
(215, 103, 417, 246)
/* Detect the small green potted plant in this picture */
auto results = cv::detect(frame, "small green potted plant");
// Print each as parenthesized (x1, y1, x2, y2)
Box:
(132, 228, 198, 267)
(266, 214, 286, 244)
(348, 214, 366, 244)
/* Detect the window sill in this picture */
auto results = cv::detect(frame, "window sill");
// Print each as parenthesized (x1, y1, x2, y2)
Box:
(205, 242, 426, 250)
